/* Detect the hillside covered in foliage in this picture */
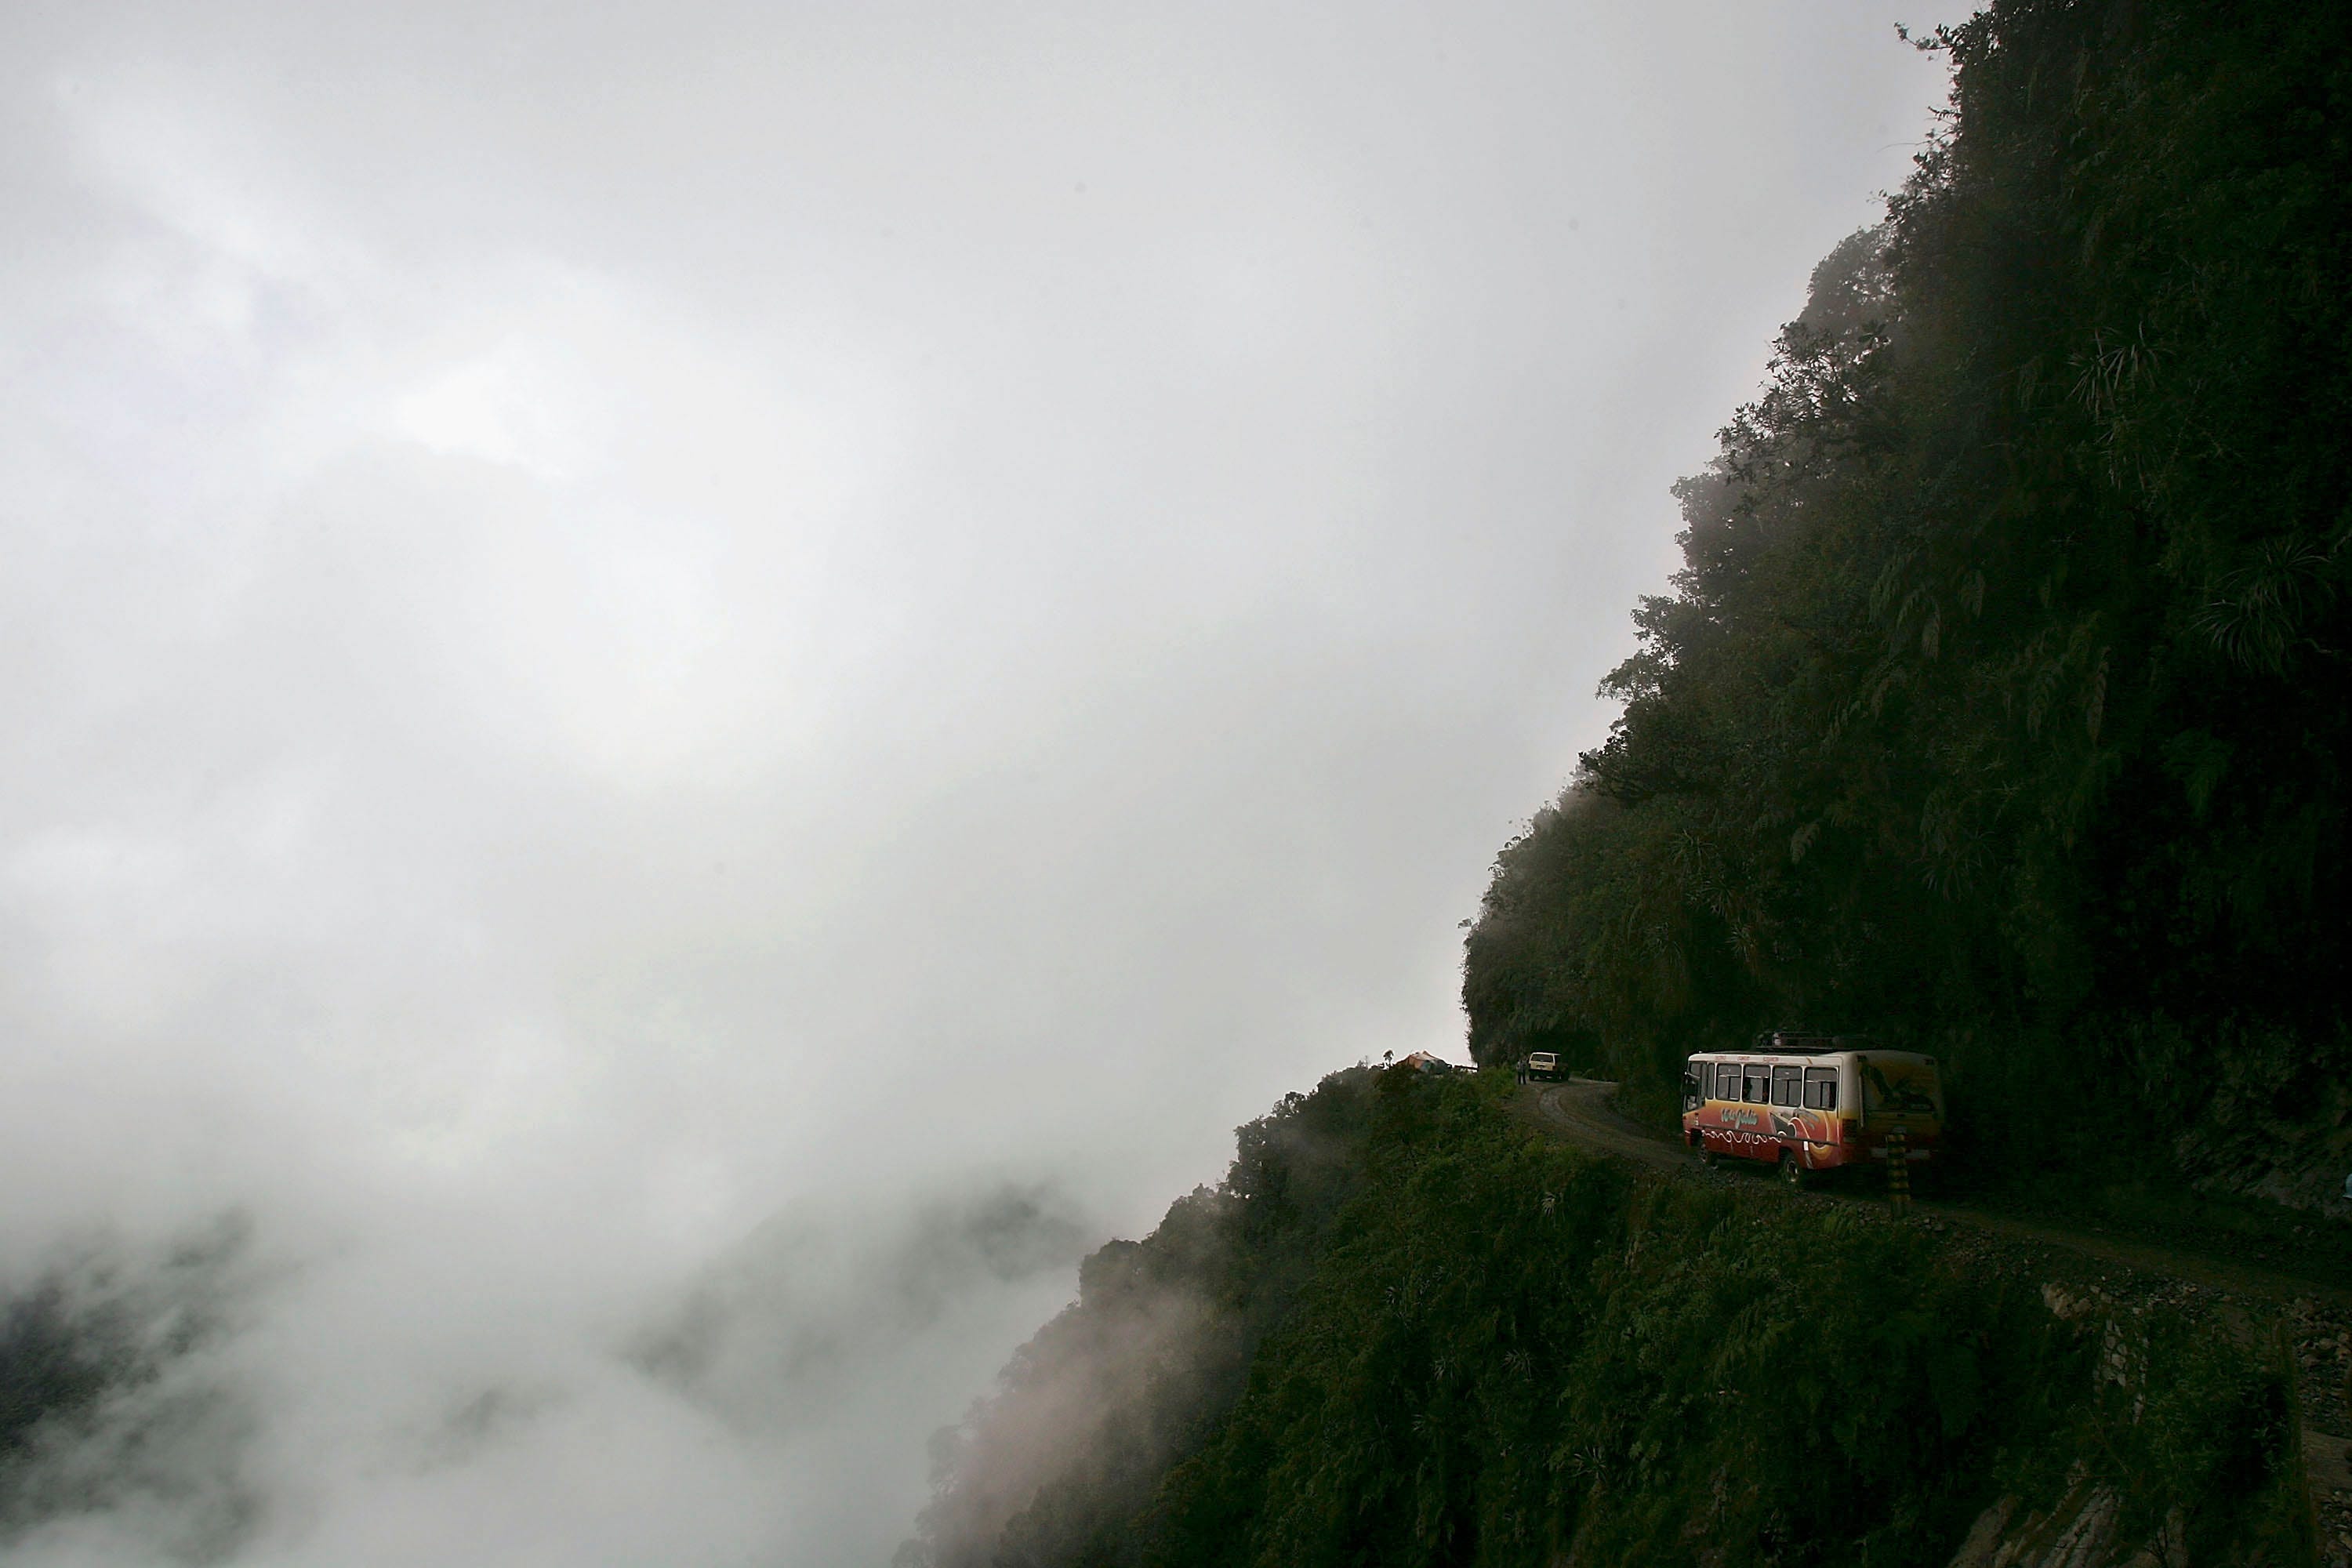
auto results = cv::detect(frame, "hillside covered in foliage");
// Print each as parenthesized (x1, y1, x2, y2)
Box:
(902, 1068, 2299, 1566)
(1463, 0, 2351, 1203)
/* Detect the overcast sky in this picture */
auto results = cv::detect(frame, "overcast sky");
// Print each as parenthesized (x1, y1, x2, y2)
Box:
(0, 4, 1955, 1563)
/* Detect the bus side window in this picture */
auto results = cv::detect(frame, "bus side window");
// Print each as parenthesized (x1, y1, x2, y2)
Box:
(1771, 1068, 1800, 1107)
(1744, 1068, 1768, 1104)
(1803, 1068, 1838, 1110)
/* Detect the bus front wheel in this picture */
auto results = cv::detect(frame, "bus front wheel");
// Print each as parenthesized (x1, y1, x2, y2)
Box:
(1694, 1136, 1716, 1170)
(1778, 1150, 1806, 1189)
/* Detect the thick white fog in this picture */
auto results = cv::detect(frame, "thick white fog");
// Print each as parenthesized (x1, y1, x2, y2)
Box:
(0, 3, 1953, 1562)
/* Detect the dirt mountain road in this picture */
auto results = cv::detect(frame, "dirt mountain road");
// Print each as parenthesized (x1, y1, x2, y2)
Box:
(1521, 1076, 2352, 1313)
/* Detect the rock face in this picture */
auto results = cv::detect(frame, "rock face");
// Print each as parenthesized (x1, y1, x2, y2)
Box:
(2287, 1298, 2352, 1568)
(1944, 1275, 2321, 1568)
(1944, 1496, 2016, 1568)
(1945, 1486, 2185, 1568)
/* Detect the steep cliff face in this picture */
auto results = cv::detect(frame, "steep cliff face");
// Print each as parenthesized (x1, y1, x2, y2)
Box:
(904, 1070, 2304, 1567)
(1460, 0, 2352, 1207)
(906, 1071, 1383, 1567)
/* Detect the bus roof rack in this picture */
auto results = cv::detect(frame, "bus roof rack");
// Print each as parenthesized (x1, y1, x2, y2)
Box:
(1747, 1030, 1876, 1055)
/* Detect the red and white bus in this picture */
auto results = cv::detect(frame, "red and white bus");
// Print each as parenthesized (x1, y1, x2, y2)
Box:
(1679, 1034, 1943, 1186)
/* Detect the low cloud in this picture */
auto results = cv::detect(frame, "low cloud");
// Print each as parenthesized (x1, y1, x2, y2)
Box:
(0, 1188, 1088, 1566)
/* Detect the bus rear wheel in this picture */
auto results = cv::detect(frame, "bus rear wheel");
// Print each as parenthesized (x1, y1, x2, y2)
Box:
(1778, 1149, 1806, 1189)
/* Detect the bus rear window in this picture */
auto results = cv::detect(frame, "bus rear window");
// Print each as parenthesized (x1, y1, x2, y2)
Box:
(1860, 1060, 1942, 1116)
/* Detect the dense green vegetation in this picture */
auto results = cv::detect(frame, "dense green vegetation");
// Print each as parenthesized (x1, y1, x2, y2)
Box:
(906, 1069, 2295, 1566)
(1464, 0, 2352, 1203)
